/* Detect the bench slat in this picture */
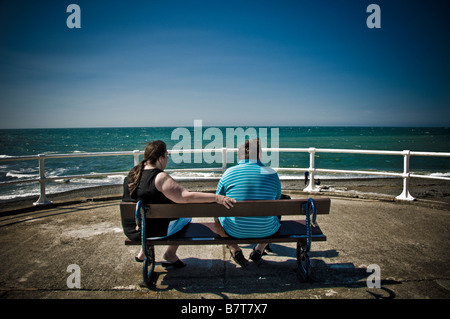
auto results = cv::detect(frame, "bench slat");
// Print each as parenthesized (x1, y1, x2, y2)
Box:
(124, 220, 326, 246)
(120, 198, 331, 219)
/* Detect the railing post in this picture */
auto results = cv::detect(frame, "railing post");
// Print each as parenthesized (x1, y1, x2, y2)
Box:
(133, 150, 140, 166)
(221, 147, 227, 173)
(303, 147, 319, 192)
(33, 154, 52, 206)
(396, 150, 415, 201)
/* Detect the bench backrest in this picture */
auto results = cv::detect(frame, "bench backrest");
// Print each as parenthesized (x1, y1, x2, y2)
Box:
(120, 198, 331, 220)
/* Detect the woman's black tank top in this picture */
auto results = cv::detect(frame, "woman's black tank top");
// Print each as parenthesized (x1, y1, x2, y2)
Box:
(122, 168, 176, 240)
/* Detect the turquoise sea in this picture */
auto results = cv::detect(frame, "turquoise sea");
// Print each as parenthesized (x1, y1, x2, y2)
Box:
(1, 126, 449, 200)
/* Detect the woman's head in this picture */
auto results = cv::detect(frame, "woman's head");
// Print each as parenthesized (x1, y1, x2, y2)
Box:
(143, 140, 168, 165)
(127, 140, 168, 196)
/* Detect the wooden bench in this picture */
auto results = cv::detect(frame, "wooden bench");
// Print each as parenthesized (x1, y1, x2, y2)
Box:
(120, 198, 331, 287)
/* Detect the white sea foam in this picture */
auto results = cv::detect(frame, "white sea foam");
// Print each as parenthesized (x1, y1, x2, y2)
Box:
(47, 167, 72, 177)
(429, 172, 450, 177)
(6, 171, 38, 179)
(0, 189, 39, 200)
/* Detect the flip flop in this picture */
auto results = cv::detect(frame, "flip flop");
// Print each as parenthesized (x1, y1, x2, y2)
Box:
(161, 259, 186, 268)
(135, 256, 144, 263)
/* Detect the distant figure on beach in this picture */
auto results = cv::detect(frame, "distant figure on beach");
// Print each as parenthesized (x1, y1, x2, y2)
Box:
(214, 138, 282, 267)
(122, 140, 235, 268)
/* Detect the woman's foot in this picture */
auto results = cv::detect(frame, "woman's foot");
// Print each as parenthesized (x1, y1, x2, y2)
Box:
(135, 249, 145, 262)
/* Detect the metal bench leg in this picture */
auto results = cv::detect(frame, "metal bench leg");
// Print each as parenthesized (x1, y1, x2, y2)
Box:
(296, 198, 316, 282)
(296, 241, 311, 282)
(142, 243, 156, 287)
(136, 201, 157, 287)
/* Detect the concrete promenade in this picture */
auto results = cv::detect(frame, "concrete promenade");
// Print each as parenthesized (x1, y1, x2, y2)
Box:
(0, 190, 449, 301)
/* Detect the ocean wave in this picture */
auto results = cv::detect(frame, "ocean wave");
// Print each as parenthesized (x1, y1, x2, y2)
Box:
(2, 166, 38, 179)
(47, 167, 72, 177)
(72, 175, 126, 184)
(0, 175, 126, 201)
(54, 173, 127, 186)
(6, 173, 38, 179)
(170, 171, 222, 178)
(0, 188, 39, 200)
(0, 194, 36, 201)
(429, 172, 450, 177)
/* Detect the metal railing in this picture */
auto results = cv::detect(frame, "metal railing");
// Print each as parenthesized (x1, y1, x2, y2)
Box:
(1, 148, 449, 205)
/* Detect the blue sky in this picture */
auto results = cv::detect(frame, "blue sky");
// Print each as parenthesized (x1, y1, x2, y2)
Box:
(0, 0, 449, 128)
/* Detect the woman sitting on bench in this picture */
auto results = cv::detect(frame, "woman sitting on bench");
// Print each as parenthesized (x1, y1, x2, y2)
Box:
(122, 140, 235, 268)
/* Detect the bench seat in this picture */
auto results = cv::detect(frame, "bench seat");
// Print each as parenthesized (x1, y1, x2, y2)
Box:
(120, 198, 331, 287)
(125, 220, 327, 246)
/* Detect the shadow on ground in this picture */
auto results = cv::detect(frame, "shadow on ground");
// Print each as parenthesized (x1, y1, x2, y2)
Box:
(149, 244, 401, 298)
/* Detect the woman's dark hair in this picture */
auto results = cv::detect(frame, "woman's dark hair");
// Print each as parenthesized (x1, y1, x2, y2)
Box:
(127, 140, 167, 196)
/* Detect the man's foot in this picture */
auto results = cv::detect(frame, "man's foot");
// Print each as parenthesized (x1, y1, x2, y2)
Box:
(229, 249, 248, 268)
(161, 259, 186, 268)
(249, 248, 263, 265)
(162, 251, 186, 268)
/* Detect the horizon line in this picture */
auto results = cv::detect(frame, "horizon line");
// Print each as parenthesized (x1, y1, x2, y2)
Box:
(1, 124, 450, 130)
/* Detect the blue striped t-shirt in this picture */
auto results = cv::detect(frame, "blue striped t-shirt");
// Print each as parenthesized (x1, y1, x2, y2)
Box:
(216, 159, 281, 238)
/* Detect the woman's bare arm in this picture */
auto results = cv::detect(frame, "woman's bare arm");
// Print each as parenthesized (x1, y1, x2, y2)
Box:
(155, 172, 235, 209)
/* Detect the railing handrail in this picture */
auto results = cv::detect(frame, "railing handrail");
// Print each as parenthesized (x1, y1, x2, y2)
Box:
(1, 147, 449, 205)
(3, 147, 450, 161)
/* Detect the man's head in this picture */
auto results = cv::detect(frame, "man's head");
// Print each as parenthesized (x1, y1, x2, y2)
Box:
(237, 138, 262, 161)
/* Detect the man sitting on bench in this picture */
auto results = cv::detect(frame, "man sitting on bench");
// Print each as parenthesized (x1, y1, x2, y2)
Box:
(214, 138, 282, 267)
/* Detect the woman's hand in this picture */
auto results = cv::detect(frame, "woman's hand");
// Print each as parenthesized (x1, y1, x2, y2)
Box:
(215, 194, 236, 209)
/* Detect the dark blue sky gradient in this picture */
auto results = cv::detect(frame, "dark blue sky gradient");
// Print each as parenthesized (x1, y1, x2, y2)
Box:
(0, 0, 449, 128)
